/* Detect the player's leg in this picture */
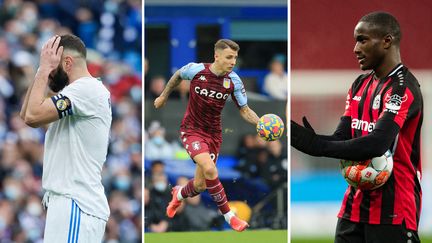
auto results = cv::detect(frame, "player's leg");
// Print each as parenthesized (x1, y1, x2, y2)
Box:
(76, 212, 106, 243)
(334, 218, 364, 243)
(166, 132, 207, 218)
(44, 194, 81, 242)
(193, 152, 249, 232)
(364, 220, 420, 243)
(166, 164, 205, 218)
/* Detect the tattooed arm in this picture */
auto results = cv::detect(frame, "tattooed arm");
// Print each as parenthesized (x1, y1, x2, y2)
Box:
(154, 70, 182, 109)
(239, 105, 260, 125)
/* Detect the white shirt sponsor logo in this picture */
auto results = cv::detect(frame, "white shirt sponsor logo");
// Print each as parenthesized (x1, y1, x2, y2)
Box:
(353, 96, 362, 101)
(351, 118, 375, 132)
(194, 86, 229, 100)
(199, 75, 206, 81)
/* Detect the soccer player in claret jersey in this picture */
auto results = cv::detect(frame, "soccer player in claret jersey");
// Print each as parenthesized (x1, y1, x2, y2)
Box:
(154, 39, 260, 232)
(291, 12, 423, 242)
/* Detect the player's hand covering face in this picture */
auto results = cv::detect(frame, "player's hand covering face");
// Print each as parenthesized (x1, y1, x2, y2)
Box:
(40, 36, 68, 92)
(40, 36, 64, 73)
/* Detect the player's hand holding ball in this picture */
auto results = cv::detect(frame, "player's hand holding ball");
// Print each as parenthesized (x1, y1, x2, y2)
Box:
(256, 114, 284, 141)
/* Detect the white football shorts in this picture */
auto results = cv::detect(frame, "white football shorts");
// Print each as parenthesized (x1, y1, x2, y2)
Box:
(43, 192, 106, 243)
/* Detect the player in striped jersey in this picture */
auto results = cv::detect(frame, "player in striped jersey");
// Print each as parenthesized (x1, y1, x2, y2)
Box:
(20, 35, 111, 242)
(291, 12, 422, 243)
(154, 39, 260, 232)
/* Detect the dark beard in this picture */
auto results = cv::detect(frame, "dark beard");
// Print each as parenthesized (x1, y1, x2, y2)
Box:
(48, 67, 69, 92)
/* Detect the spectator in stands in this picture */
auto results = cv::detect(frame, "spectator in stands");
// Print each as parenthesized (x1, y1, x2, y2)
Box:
(262, 140, 287, 188)
(263, 55, 287, 100)
(145, 160, 166, 188)
(147, 75, 166, 99)
(147, 173, 172, 233)
(151, 160, 165, 175)
(145, 121, 175, 160)
(177, 176, 221, 231)
(145, 187, 168, 233)
(170, 80, 190, 100)
(235, 133, 267, 179)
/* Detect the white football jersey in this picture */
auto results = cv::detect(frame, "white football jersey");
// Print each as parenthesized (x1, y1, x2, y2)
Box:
(43, 77, 112, 221)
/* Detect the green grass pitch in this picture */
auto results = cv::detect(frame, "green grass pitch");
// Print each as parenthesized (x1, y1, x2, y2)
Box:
(145, 230, 287, 243)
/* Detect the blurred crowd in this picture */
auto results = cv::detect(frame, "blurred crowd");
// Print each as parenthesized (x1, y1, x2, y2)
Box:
(0, 0, 142, 242)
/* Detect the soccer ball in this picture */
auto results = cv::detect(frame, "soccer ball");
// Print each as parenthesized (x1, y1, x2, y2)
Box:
(256, 114, 284, 141)
(340, 150, 393, 190)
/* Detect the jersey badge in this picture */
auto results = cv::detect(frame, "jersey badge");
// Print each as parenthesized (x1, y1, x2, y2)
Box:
(372, 95, 381, 110)
(192, 141, 201, 151)
(56, 98, 70, 111)
(223, 78, 231, 89)
(199, 75, 207, 81)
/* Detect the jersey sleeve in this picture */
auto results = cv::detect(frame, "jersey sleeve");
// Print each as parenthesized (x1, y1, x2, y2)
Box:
(229, 72, 247, 108)
(378, 84, 415, 128)
(179, 63, 205, 80)
(60, 80, 102, 117)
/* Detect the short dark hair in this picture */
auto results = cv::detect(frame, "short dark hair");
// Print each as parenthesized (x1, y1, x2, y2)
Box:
(151, 160, 165, 168)
(214, 39, 240, 52)
(59, 34, 87, 58)
(359, 11, 401, 45)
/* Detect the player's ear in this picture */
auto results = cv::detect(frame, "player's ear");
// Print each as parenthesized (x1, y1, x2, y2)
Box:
(63, 56, 73, 72)
(383, 34, 393, 49)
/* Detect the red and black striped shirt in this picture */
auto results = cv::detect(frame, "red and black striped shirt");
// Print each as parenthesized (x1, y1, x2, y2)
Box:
(337, 64, 423, 231)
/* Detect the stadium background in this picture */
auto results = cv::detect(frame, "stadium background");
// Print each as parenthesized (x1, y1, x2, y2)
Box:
(0, 0, 142, 242)
(291, 0, 432, 242)
(144, 0, 287, 240)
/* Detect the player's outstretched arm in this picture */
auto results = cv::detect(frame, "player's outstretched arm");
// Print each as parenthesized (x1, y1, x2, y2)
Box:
(239, 105, 260, 125)
(154, 70, 182, 109)
(301, 116, 352, 142)
(23, 36, 63, 128)
(291, 117, 400, 161)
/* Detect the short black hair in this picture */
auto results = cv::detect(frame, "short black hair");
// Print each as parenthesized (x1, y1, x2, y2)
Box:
(359, 11, 401, 45)
(151, 160, 165, 168)
(59, 34, 87, 58)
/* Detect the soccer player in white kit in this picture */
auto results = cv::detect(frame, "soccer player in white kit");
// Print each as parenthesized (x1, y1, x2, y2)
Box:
(20, 34, 111, 242)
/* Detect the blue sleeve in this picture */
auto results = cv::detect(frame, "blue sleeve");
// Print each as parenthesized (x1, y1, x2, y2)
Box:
(179, 63, 205, 80)
(229, 72, 248, 107)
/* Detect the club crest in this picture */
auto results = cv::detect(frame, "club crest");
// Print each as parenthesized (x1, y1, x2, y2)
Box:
(223, 78, 231, 89)
(192, 141, 201, 151)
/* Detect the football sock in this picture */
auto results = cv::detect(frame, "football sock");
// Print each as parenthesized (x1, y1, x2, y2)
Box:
(206, 177, 230, 214)
(179, 179, 200, 200)
(223, 210, 235, 223)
